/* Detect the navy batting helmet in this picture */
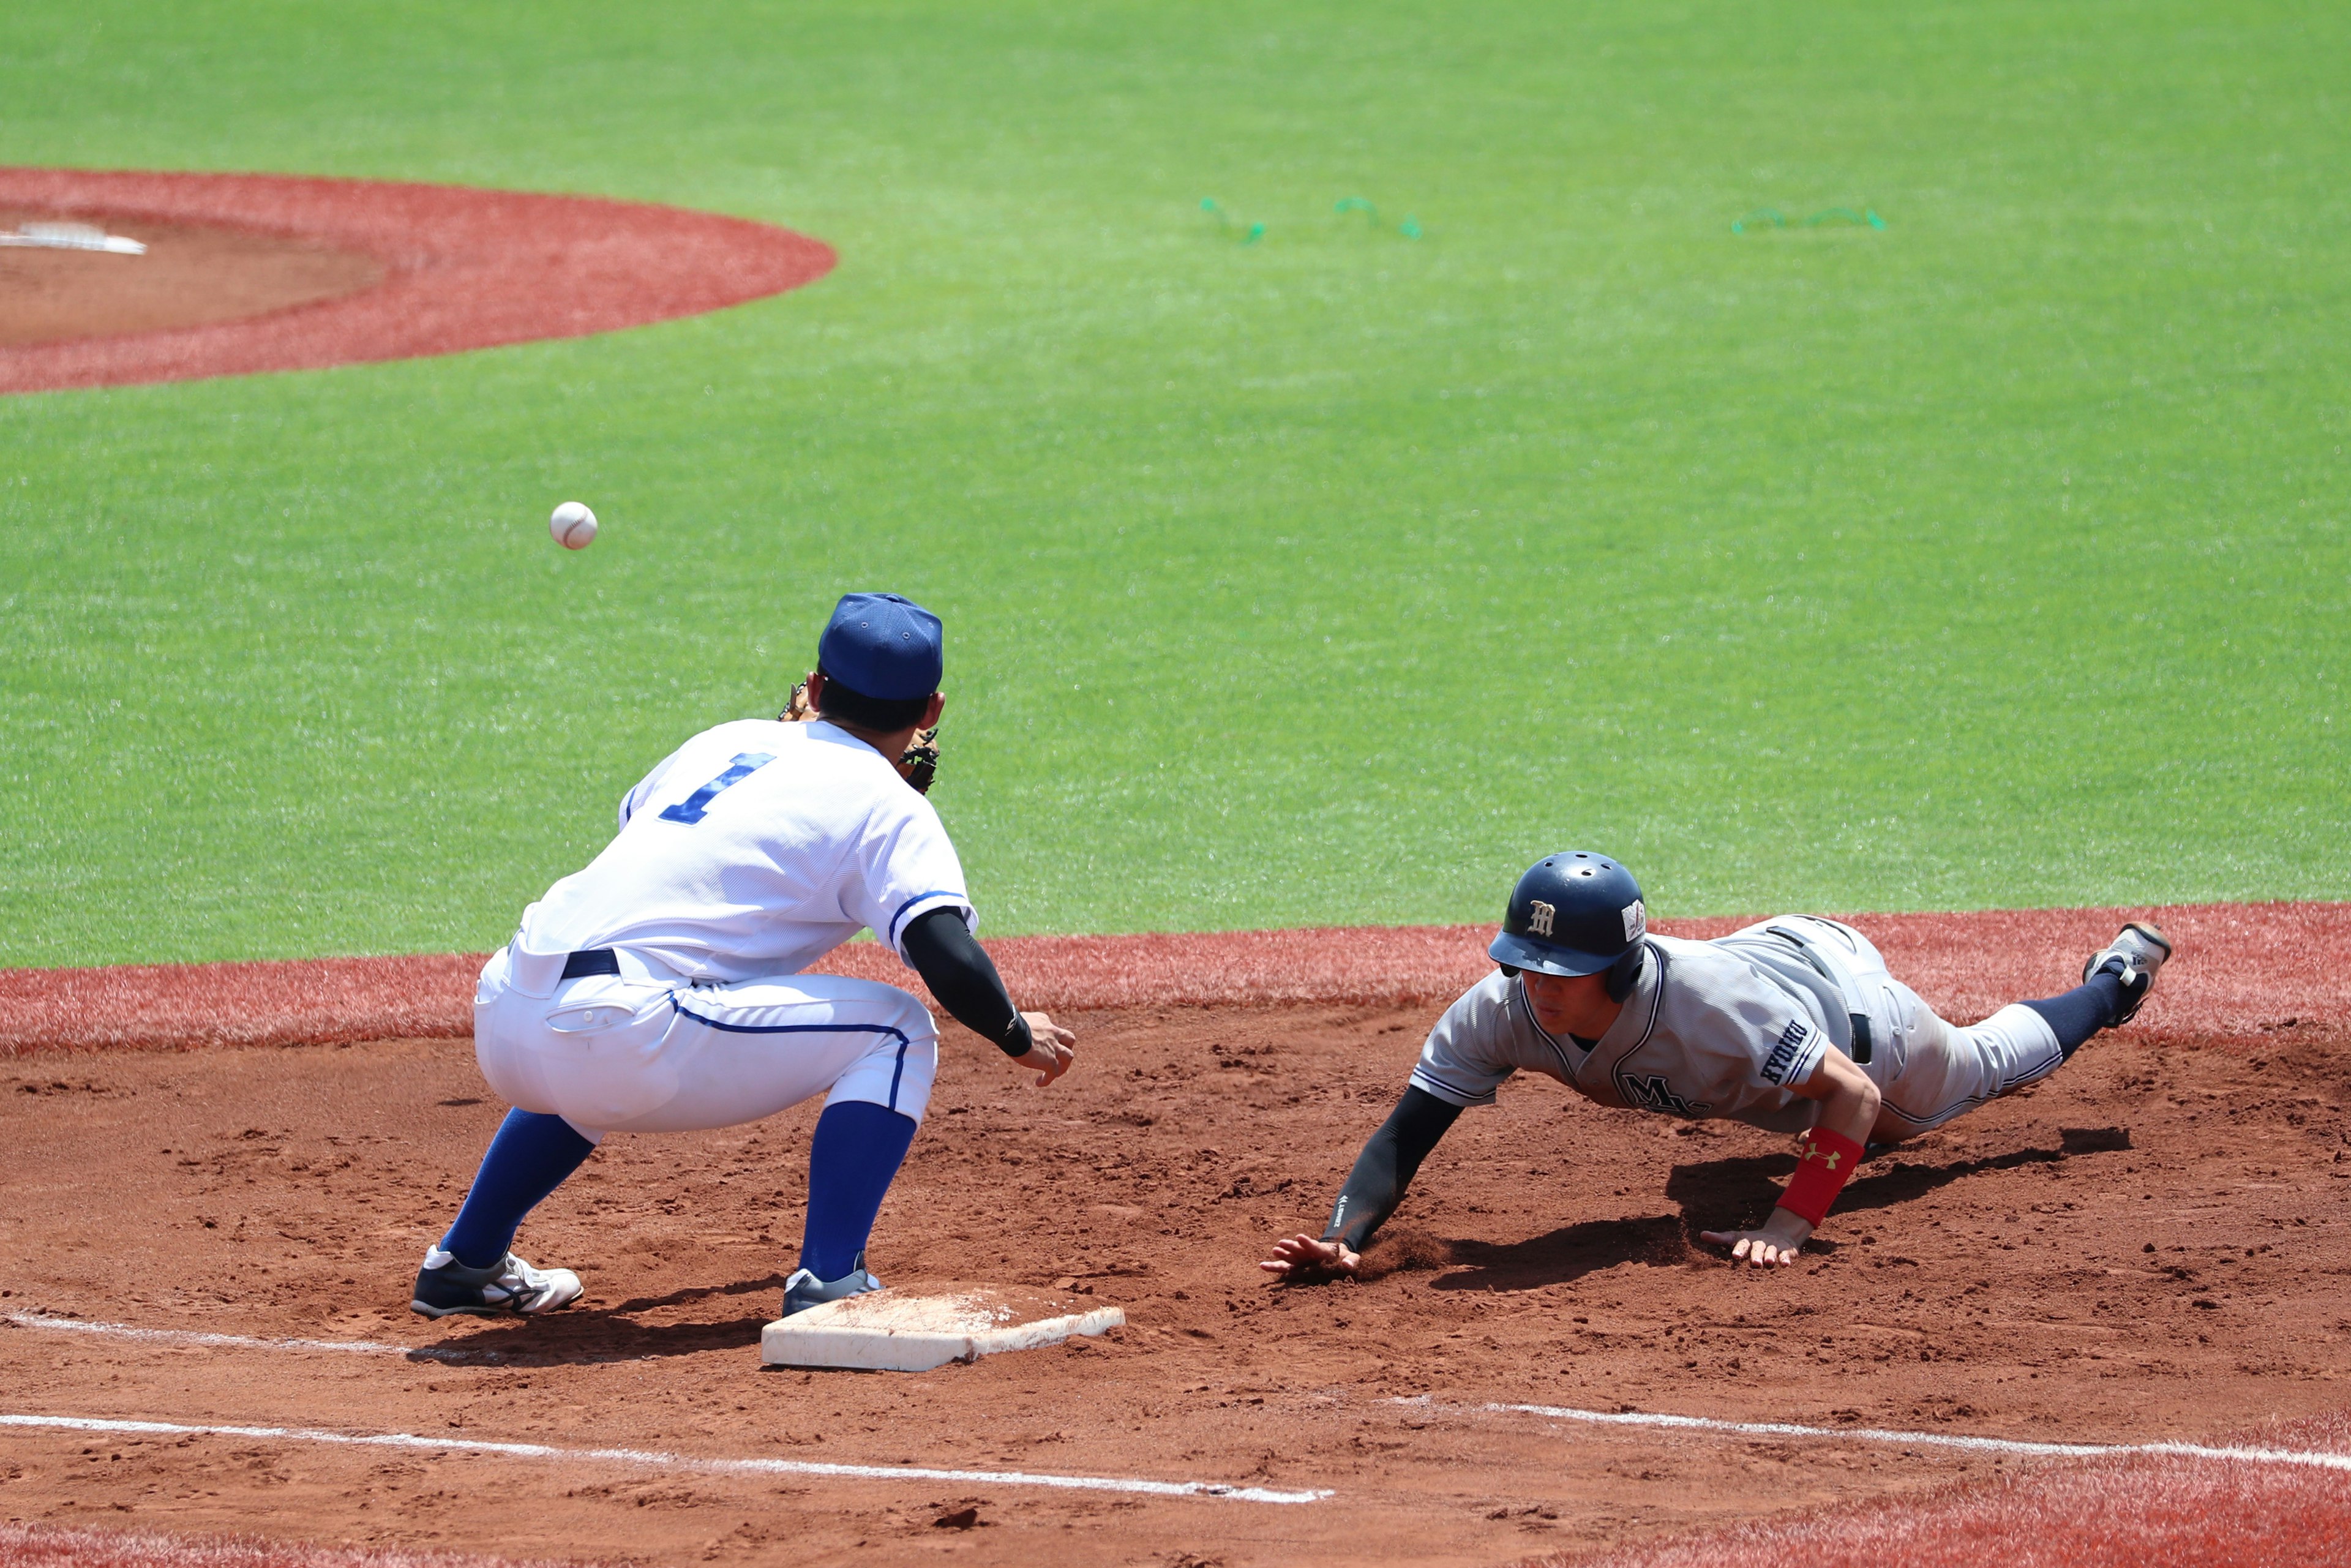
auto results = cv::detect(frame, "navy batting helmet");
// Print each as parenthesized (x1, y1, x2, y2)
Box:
(1489, 850, 1649, 999)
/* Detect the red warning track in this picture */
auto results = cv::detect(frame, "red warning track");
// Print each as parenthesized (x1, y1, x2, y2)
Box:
(0, 167, 834, 394)
(1544, 1409, 2351, 1567)
(0, 901, 2338, 1057)
(0, 1523, 577, 1568)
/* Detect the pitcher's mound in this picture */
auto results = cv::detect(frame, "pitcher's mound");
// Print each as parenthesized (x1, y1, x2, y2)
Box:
(1, 210, 383, 348)
(762, 1285, 1125, 1372)
(0, 166, 834, 395)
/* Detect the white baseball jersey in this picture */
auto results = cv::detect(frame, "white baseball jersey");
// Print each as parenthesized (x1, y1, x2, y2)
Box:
(1410, 930, 1850, 1133)
(514, 718, 972, 983)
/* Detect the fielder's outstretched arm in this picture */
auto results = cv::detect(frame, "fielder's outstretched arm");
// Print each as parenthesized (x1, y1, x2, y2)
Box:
(900, 907, 1075, 1086)
(1261, 1086, 1463, 1281)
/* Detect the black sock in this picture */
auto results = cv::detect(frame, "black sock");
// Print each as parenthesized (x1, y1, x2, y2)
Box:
(2023, 971, 2128, 1060)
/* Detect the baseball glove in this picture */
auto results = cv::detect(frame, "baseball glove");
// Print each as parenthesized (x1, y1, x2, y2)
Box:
(784, 681, 939, 796)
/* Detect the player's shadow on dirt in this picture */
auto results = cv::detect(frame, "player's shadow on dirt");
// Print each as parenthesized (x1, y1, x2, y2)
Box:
(1662, 1145, 2068, 1227)
(603, 1274, 795, 1315)
(1431, 1144, 2073, 1291)
(1432, 1215, 1693, 1291)
(408, 1272, 791, 1365)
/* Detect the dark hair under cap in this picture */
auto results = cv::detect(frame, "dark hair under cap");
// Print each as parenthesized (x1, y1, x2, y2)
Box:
(812, 667, 932, 731)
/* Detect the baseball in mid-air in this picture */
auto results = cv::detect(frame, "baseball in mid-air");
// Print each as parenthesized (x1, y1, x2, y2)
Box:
(549, 501, 599, 550)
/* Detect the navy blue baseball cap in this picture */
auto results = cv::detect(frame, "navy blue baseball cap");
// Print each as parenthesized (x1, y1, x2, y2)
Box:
(817, 592, 943, 700)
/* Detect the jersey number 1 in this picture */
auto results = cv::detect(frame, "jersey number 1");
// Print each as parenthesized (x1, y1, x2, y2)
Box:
(658, 752, 774, 825)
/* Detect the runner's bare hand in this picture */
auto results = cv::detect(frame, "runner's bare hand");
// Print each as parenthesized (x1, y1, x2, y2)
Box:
(1700, 1212, 1812, 1269)
(1259, 1234, 1360, 1282)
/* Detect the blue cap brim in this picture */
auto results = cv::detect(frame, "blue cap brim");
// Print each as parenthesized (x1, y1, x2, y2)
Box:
(1488, 931, 1618, 977)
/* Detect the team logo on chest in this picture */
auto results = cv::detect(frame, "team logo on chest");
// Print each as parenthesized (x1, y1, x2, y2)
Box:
(1621, 1073, 1711, 1116)
(1528, 900, 1557, 937)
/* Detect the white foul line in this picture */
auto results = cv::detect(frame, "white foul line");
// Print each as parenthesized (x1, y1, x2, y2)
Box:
(0, 1412, 1332, 1506)
(1396, 1398, 2351, 1474)
(29, 1313, 2339, 1487)
(6, 1313, 489, 1364)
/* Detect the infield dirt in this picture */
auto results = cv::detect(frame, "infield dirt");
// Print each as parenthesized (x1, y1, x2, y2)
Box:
(2, 997, 2346, 1566)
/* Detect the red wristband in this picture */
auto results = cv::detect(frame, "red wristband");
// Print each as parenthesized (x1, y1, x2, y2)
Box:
(1775, 1127, 1865, 1227)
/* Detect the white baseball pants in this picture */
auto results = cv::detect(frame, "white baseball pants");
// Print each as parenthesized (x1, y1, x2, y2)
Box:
(471, 943, 939, 1144)
(1748, 916, 2065, 1135)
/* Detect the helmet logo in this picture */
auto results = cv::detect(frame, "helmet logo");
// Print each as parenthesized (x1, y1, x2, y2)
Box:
(1622, 899, 1647, 941)
(1528, 900, 1557, 937)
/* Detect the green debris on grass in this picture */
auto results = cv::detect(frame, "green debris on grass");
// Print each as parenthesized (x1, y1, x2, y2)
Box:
(0, 0, 2344, 966)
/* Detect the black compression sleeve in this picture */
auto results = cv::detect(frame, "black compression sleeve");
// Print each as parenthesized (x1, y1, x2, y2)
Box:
(900, 906, 1033, 1059)
(1320, 1086, 1464, 1253)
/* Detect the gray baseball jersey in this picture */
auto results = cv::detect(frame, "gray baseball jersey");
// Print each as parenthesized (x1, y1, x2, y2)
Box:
(1409, 929, 1857, 1133)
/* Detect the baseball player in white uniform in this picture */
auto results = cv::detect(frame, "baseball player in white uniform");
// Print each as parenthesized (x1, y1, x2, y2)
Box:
(1262, 850, 2172, 1281)
(413, 593, 1076, 1319)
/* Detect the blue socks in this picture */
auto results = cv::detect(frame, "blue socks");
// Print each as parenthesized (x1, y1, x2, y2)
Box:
(440, 1109, 598, 1269)
(2023, 970, 2128, 1061)
(800, 1100, 918, 1280)
(438, 1101, 916, 1281)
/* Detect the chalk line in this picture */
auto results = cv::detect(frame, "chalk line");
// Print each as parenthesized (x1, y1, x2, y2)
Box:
(1397, 1397, 2351, 1474)
(6, 1312, 490, 1364)
(0, 1412, 1332, 1505)
(21, 1313, 2338, 1489)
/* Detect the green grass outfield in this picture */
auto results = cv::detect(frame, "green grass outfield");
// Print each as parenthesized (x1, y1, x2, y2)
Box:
(1, 1, 2344, 967)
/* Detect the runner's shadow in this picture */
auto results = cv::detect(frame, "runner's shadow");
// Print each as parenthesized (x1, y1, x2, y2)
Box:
(1431, 1214, 1694, 1291)
(1424, 1144, 2078, 1291)
(410, 1273, 791, 1366)
(1837, 1146, 2066, 1213)
(1662, 1153, 1795, 1228)
(1662, 1146, 2067, 1228)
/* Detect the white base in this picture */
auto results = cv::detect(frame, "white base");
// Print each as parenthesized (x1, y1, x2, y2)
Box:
(760, 1284, 1125, 1372)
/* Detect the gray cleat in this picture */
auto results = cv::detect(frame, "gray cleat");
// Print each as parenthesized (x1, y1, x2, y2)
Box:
(781, 1251, 883, 1318)
(410, 1247, 583, 1319)
(2083, 921, 2173, 1026)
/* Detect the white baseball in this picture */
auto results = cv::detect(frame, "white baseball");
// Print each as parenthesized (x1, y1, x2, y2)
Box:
(549, 501, 598, 550)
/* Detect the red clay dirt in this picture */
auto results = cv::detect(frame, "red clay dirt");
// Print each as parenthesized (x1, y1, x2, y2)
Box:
(0, 168, 834, 394)
(2, 939, 2349, 1566)
(5, 902, 2341, 1057)
(0, 216, 381, 348)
